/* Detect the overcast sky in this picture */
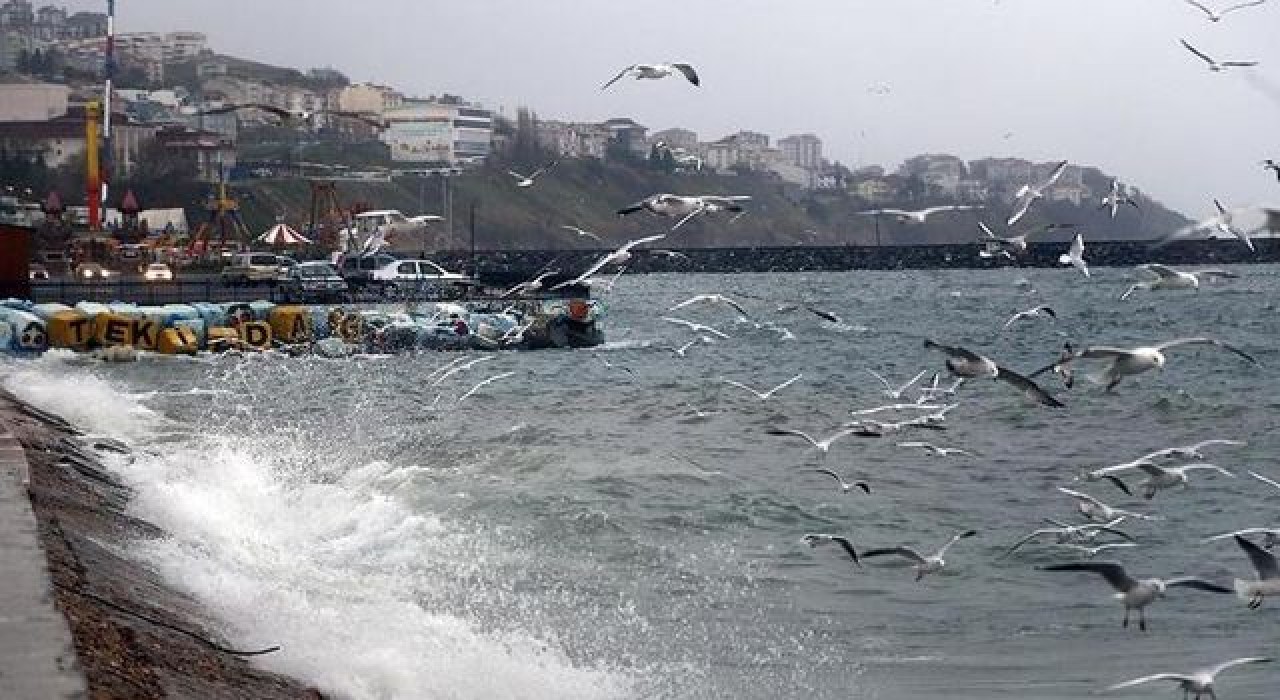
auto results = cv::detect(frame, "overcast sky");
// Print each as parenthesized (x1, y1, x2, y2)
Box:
(64, 0, 1280, 217)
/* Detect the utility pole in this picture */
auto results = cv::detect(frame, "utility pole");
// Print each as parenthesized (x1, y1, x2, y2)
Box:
(468, 199, 477, 277)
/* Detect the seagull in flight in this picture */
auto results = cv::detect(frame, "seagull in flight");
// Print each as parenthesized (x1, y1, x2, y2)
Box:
(617, 193, 751, 231)
(1059, 233, 1090, 277)
(662, 316, 730, 339)
(1157, 200, 1280, 250)
(1231, 535, 1280, 608)
(924, 339, 1064, 407)
(1249, 470, 1280, 491)
(866, 368, 928, 400)
(858, 205, 982, 224)
(1144, 439, 1247, 462)
(1058, 542, 1139, 558)
(1007, 160, 1069, 226)
(766, 424, 863, 453)
(803, 468, 871, 494)
(1057, 487, 1155, 523)
(978, 221, 1067, 256)
(1124, 462, 1236, 500)
(1203, 527, 1280, 551)
(601, 62, 700, 90)
(1120, 264, 1239, 300)
(508, 161, 556, 188)
(1185, 0, 1269, 22)
(668, 293, 749, 317)
(1099, 178, 1141, 219)
(1002, 519, 1135, 559)
(551, 234, 667, 290)
(1103, 656, 1271, 698)
(1179, 38, 1259, 72)
(861, 530, 978, 582)
(1263, 159, 1280, 182)
(1041, 561, 1233, 630)
(1031, 337, 1256, 392)
(560, 224, 602, 242)
(501, 269, 559, 298)
(896, 441, 973, 457)
(803, 533, 860, 566)
(1003, 304, 1057, 330)
(724, 374, 803, 401)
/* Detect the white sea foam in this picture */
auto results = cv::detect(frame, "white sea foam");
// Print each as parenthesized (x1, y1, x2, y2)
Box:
(2, 361, 637, 700)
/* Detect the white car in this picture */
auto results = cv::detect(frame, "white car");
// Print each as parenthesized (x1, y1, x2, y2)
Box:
(369, 258, 475, 295)
(142, 263, 174, 282)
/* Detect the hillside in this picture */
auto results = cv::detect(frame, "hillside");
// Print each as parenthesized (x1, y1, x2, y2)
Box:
(230, 160, 1190, 250)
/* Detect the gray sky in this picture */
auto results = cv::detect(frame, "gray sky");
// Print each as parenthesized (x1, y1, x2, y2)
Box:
(67, 0, 1280, 216)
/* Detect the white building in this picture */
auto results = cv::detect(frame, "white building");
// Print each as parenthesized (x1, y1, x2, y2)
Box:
(381, 99, 493, 164)
(651, 127, 697, 151)
(778, 133, 822, 169)
(0, 81, 68, 121)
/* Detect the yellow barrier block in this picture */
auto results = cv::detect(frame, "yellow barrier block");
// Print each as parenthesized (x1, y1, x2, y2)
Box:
(47, 309, 93, 350)
(156, 327, 199, 355)
(269, 306, 313, 344)
(130, 316, 163, 351)
(207, 326, 241, 352)
(92, 313, 135, 347)
(239, 321, 272, 350)
(337, 313, 362, 342)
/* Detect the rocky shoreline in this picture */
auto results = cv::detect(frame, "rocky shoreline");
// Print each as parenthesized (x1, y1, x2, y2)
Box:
(0, 389, 325, 700)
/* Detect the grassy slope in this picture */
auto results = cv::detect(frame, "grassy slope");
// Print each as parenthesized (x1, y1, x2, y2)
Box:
(232, 160, 1190, 250)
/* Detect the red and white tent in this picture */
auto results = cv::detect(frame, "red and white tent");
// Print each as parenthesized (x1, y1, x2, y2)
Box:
(256, 222, 312, 246)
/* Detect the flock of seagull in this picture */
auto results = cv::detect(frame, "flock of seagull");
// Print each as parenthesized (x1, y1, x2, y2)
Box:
(454, 7, 1280, 694)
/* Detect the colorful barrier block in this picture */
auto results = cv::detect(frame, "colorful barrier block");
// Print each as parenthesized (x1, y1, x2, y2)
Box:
(46, 309, 93, 350)
(269, 306, 313, 344)
(157, 326, 199, 355)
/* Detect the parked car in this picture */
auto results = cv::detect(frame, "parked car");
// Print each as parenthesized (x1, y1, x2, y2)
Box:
(369, 258, 476, 297)
(220, 252, 291, 286)
(75, 263, 116, 280)
(28, 264, 49, 281)
(338, 253, 398, 287)
(280, 261, 348, 302)
(142, 263, 174, 282)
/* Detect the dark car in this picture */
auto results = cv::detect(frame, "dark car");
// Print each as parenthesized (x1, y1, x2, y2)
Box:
(280, 261, 348, 302)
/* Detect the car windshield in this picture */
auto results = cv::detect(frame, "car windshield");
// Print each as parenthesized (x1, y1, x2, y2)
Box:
(296, 264, 338, 278)
(249, 254, 276, 265)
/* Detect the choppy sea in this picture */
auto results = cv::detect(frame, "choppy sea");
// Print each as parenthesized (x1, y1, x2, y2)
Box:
(4, 266, 1279, 699)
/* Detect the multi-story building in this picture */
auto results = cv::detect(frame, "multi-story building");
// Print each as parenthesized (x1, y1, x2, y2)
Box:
(336, 82, 404, 115)
(0, 81, 69, 121)
(0, 0, 34, 27)
(380, 98, 493, 164)
(778, 133, 822, 170)
(536, 120, 611, 160)
(602, 117, 648, 158)
(0, 103, 153, 176)
(968, 157, 1033, 186)
(650, 127, 697, 151)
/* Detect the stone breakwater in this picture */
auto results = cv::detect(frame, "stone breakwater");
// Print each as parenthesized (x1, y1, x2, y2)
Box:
(433, 238, 1276, 286)
(0, 389, 326, 699)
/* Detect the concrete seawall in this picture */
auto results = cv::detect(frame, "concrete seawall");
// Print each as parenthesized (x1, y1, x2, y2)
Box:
(428, 238, 1278, 286)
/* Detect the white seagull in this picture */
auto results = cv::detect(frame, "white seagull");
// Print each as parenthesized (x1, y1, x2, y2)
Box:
(617, 193, 751, 231)
(896, 441, 974, 457)
(601, 62, 700, 90)
(551, 233, 667, 290)
(1002, 519, 1135, 559)
(1032, 337, 1257, 392)
(1263, 159, 1280, 182)
(1249, 470, 1280, 491)
(1059, 542, 1140, 558)
(668, 293, 750, 317)
(803, 468, 871, 494)
(766, 424, 863, 453)
(861, 530, 978, 582)
(1099, 178, 1141, 219)
(1057, 487, 1155, 523)
(1007, 160, 1069, 226)
(1128, 462, 1236, 500)
(1059, 233, 1089, 277)
(501, 269, 559, 298)
(1103, 656, 1271, 698)
(724, 374, 803, 401)
(1158, 200, 1280, 250)
(924, 340, 1064, 407)
(560, 224, 602, 242)
(978, 221, 1067, 256)
(1041, 561, 1233, 630)
(1185, 0, 1269, 21)
(1120, 264, 1239, 300)
(1143, 439, 1247, 462)
(1179, 38, 1259, 72)
(1203, 527, 1280, 550)
(866, 368, 929, 400)
(858, 205, 982, 224)
(1003, 304, 1057, 330)
(508, 161, 556, 188)
(1232, 534, 1280, 608)
(662, 316, 730, 339)
(803, 533, 861, 566)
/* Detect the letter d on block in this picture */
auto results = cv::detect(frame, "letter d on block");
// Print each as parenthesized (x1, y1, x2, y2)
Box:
(239, 321, 272, 350)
